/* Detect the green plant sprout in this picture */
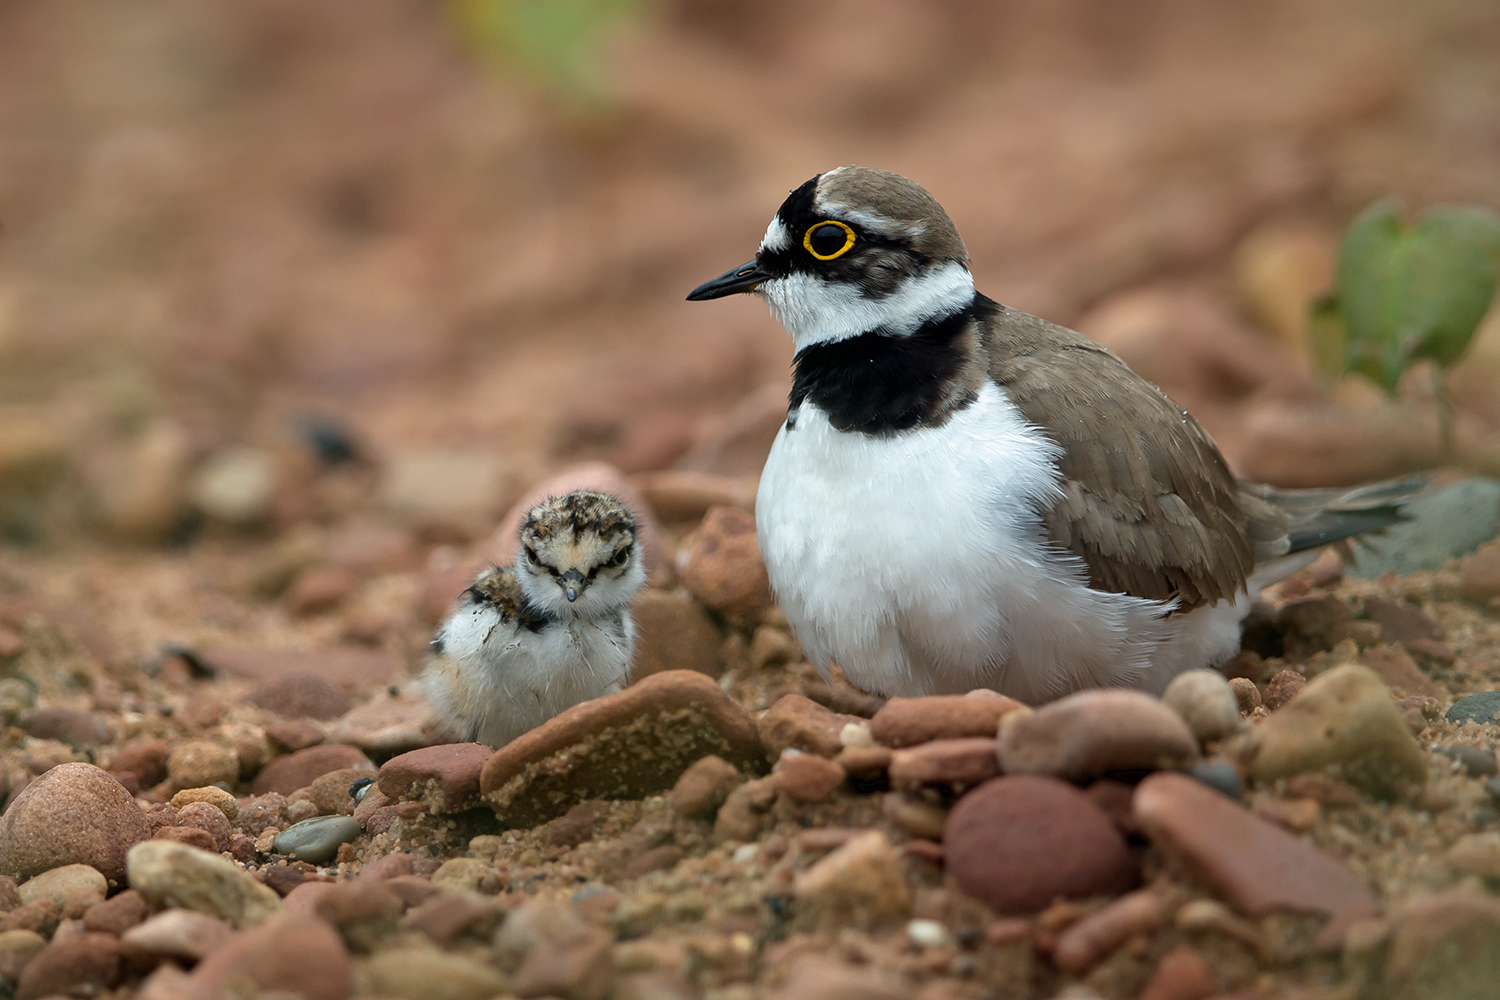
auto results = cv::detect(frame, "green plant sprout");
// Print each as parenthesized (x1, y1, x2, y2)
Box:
(1309, 199, 1500, 460)
(447, 0, 647, 115)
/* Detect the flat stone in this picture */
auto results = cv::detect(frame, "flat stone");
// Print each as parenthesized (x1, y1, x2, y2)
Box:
(251, 744, 374, 796)
(329, 685, 434, 757)
(1460, 547, 1500, 606)
(81, 889, 149, 934)
(1448, 691, 1500, 726)
(273, 816, 362, 864)
(120, 909, 233, 963)
(201, 646, 405, 690)
(126, 840, 282, 929)
(1134, 771, 1374, 918)
(997, 690, 1199, 781)
(166, 740, 241, 790)
(678, 505, 773, 627)
(480, 670, 765, 829)
(190, 913, 352, 1000)
(1363, 597, 1444, 644)
(1346, 477, 1500, 577)
(764, 957, 910, 1000)
(265, 718, 327, 752)
(0, 763, 150, 884)
(14, 931, 119, 1000)
(401, 893, 504, 948)
(1162, 670, 1243, 744)
(170, 786, 239, 822)
(888, 738, 1001, 792)
(17, 707, 112, 748)
(1244, 663, 1426, 798)
(246, 674, 350, 720)
(760, 693, 862, 757)
(378, 743, 493, 813)
(945, 776, 1138, 915)
(628, 588, 724, 680)
(793, 830, 911, 923)
(870, 694, 1026, 748)
(1053, 887, 1167, 975)
(18, 864, 106, 909)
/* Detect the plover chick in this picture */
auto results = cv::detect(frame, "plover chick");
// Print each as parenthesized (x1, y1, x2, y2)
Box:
(688, 166, 1422, 703)
(421, 489, 646, 747)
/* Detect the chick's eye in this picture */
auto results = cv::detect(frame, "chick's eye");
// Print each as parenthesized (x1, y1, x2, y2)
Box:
(524, 547, 539, 565)
(804, 221, 855, 260)
(611, 548, 630, 567)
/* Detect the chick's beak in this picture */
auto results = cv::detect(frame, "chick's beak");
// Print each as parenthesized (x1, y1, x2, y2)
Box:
(559, 569, 588, 603)
(686, 260, 769, 301)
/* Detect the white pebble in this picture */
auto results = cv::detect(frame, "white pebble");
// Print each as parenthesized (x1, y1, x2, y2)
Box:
(906, 918, 951, 948)
(840, 723, 875, 748)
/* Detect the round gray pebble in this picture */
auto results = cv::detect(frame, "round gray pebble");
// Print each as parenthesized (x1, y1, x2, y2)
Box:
(272, 815, 361, 864)
(1447, 692, 1500, 726)
(1187, 759, 1241, 799)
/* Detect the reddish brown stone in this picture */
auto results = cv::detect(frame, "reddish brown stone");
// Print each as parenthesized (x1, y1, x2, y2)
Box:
(1363, 597, 1443, 644)
(308, 767, 377, 816)
(401, 893, 503, 947)
(480, 670, 765, 828)
(774, 752, 845, 803)
(628, 588, 724, 680)
(1137, 946, 1214, 1000)
(1361, 645, 1441, 697)
(250, 744, 374, 796)
(153, 826, 217, 852)
(678, 505, 773, 628)
(669, 756, 742, 820)
(285, 566, 358, 616)
(0, 875, 18, 911)
(0, 763, 151, 884)
(869, 694, 1025, 748)
(190, 914, 351, 1000)
(945, 776, 1138, 915)
(1262, 669, 1306, 711)
(247, 674, 351, 720)
(261, 865, 308, 897)
(377, 743, 493, 813)
(634, 470, 756, 522)
(1133, 772, 1374, 917)
(357, 852, 414, 881)
(1459, 548, 1500, 607)
(835, 746, 893, 783)
(18, 707, 112, 748)
(82, 889, 148, 934)
(383, 875, 440, 909)
(107, 739, 171, 789)
(175, 801, 233, 852)
(997, 690, 1198, 781)
(265, 718, 326, 753)
(888, 738, 1001, 792)
(1052, 887, 1167, 975)
(547, 801, 611, 848)
(1085, 779, 1140, 836)
(760, 693, 861, 758)
(621, 845, 685, 880)
(15, 931, 120, 1000)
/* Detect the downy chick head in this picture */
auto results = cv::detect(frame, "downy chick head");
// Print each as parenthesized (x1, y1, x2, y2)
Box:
(686, 166, 974, 350)
(515, 490, 644, 617)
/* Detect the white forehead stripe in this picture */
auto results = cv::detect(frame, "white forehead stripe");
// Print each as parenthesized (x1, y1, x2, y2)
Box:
(760, 216, 791, 253)
(759, 260, 974, 351)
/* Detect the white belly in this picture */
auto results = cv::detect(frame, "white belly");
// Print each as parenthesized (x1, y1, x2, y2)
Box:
(754, 382, 1246, 703)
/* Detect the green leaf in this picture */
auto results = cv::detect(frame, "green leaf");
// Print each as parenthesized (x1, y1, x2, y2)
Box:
(1335, 199, 1500, 394)
(449, 0, 645, 110)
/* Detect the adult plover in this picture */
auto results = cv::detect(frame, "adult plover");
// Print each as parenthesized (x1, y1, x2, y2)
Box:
(422, 490, 645, 747)
(688, 166, 1419, 704)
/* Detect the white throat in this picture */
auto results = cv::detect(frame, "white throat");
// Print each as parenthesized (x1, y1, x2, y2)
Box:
(758, 261, 975, 352)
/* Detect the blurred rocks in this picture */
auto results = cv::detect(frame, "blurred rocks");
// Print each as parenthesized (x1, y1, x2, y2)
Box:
(17, 864, 105, 909)
(676, 381, 789, 477)
(251, 744, 374, 796)
(378, 743, 492, 813)
(96, 420, 192, 544)
(188, 447, 277, 525)
(633, 470, 756, 524)
(773, 749, 845, 803)
(997, 690, 1199, 781)
(0, 412, 68, 540)
(1446, 691, 1500, 726)
(120, 908, 233, 964)
(190, 914, 351, 1000)
(14, 931, 120, 1000)
(378, 448, 512, 540)
(362, 946, 505, 1000)
(166, 740, 240, 790)
(945, 776, 1138, 914)
(1232, 219, 1337, 355)
(1135, 772, 1373, 917)
(480, 670, 764, 828)
(629, 589, 724, 680)
(1460, 545, 1500, 607)
(203, 646, 406, 690)
(669, 755, 742, 820)
(678, 505, 772, 628)
(329, 685, 434, 757)
(0, 763, 149, 883)
(1162, 669, 1244, 744)
(759, 693, 861, 758)
(17, 707, 112, 749)
(247, 673, 351, 720)
(888, 739, 1001, 794)
(1382, 889, 1500, 1000)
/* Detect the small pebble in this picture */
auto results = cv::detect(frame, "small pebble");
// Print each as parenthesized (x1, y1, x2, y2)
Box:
(166, 741, 241, 790)
(793, 830, 911, 922)
(1262, 669, 1306, 711)
(1227, 676, 1263, 714)
(997, 690, 1198, 781)
(906, 918, 951, 948)
(1445, 745, 1499, 778)
(1447, 692, 1500, 727)
(1163, 669, 1244, 743)
(126, 840, 282, 929)
(273, 816, 362, 865)
(774, 750, 845, 803)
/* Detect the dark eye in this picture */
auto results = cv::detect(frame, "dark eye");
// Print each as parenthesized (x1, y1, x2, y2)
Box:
(804, 221, 855, 260)
(610, 548, 630, 567)
(524, 547, 539, 565)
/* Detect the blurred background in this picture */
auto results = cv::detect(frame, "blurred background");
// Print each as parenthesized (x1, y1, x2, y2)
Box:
(1, 0, 1499, 664)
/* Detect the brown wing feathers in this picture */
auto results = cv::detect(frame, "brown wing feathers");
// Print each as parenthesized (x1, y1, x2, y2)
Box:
(982, 304, 1255, 609)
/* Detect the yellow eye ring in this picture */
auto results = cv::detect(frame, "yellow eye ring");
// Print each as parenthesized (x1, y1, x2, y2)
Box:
(803, 220, 856, 260)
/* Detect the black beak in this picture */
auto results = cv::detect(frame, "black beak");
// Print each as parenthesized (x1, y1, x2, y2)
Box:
(559, 569, 588, 603)
(686, 260, 769, 301)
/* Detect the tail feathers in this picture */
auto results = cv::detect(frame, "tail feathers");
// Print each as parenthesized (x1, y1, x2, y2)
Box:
(1242, 474, 1430, 557)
